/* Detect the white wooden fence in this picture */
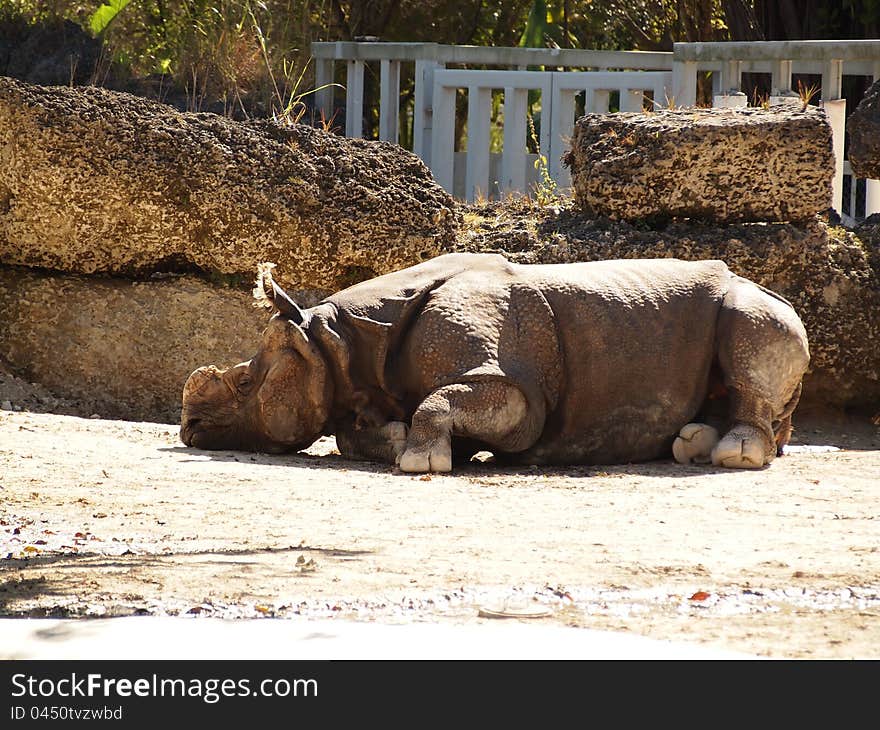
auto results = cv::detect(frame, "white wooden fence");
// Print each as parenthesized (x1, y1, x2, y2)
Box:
(428, 69, 671, 199)
(311, 40, 880, 220)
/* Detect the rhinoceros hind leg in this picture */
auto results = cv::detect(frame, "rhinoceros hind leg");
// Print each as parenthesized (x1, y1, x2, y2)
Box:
(711, 422, 771, 469)
(672, 423, 720, 465)
(398, 382, 539, 473)
(712, 278, 809, 470)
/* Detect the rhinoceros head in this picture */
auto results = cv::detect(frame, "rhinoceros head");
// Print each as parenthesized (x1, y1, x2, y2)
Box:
(180, 265, 333, 453)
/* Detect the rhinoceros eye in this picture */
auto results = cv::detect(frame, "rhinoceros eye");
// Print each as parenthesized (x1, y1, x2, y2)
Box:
(236, 371, 254, 395)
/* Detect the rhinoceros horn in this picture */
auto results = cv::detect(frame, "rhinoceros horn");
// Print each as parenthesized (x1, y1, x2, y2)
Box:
(254, 262, 307, 325)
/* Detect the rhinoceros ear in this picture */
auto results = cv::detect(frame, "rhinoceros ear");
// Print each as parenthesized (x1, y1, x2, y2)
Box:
(253, 262, 306, 325)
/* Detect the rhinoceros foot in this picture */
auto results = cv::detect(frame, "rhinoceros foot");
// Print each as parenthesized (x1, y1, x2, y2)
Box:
(672, 423, 720, 465)
(396, 435, 453, 473)
(711, 423, 772, 469)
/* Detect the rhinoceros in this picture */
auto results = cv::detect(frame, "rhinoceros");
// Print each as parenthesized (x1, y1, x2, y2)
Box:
(180, 253, 809, 472)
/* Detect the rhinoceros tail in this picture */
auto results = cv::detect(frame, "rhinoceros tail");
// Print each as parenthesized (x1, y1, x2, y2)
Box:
(733, 274, 796, 311)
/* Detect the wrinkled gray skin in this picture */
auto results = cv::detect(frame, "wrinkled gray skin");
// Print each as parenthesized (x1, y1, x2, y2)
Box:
(181, 253, 810, 472)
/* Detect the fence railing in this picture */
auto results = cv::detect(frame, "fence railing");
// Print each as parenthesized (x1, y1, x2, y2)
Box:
(311, 40, 880, 221)
(312, 42, 673, 163)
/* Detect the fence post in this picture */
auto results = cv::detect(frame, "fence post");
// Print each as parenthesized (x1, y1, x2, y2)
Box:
(866, 180, 880, 218)
(820, 59, 846, 216)
(414, 52, 441, 165)
(823, 98, 847, 217)
(429, 77, 456, 194)
(586, 89, 610, 113)
(465, 86, 491, 202)
(548, 75, 574, 187)
(620, 88, 643, 112)
(314, 58, 335, 125)
(770, 59, 793, 96)
(718, 59, 742, 95)
(864, 61, 880, 218)
(538, 77, 552, 171)
(820, 59, 843, 101)
(502, 86, 528, 195)
(379, 59, 401, 143)
(345, 60, 364, 138)
(671, 59, 697, 106)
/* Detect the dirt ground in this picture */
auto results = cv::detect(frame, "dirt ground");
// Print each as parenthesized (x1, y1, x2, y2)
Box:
(1, 402, 878, 659)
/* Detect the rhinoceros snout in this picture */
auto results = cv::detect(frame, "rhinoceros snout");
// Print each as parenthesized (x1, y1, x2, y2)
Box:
(179, 415, 201, 446)
(180, 366, 228, 447)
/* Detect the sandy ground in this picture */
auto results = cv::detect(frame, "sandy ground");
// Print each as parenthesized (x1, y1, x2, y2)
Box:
(1, 406, 879, 659)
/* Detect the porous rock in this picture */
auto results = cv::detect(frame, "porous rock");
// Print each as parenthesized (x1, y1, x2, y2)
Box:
(563, 107, 834, 224)
(847, 78, 880, 180)
(0, 77, 457, 291)
(456, 204, 880, 411)
(0, 267, 277, 423)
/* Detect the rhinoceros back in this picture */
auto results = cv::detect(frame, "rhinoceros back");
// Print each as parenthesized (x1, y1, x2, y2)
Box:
(520, 258, 731, 464)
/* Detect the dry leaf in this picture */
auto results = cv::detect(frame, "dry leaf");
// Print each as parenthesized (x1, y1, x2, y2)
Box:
(689, 591, 711, 601)
(254, 604, 272, 614)
(23, 546, 39, 554)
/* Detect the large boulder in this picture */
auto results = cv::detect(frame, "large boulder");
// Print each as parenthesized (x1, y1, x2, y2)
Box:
(456, 204, 880, 412)
(563, 107, 834, 224)
(0, 266, 272, 423)
(0, 77, 457, 292)
(847, 79, 880, 180)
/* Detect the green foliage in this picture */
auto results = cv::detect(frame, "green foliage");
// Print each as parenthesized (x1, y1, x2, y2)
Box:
(4, 0, 878, 130)
(518, 0, 547, 47)
(88, 0, 130, 36)
(527, 114, 562, 206)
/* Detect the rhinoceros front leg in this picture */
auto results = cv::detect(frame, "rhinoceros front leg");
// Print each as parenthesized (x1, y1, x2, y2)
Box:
(335, 420, 409, 465)
(397, 382, 534, 473)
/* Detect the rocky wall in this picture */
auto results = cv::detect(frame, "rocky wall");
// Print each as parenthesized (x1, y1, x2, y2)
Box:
(0, 267, 276, 423)
(563, 107, 833, 224)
